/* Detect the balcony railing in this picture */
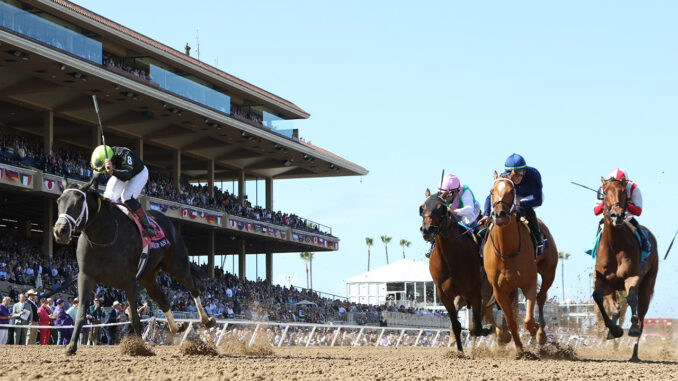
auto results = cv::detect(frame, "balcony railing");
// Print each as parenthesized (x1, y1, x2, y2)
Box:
(149, 64, 230, 113)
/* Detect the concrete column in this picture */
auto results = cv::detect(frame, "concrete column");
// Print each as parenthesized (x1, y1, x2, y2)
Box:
(237, 169, 245, 205)
(238, 239, 246, 280)
(207, 230, 215, 278)
(265, 177, 273, 284)
(265, 253, 273, 284)
(172, 150, 181, 190)
(43, 111, 53, 155)
(207, 160, 214, 198)
(24, 220, 32, 239)
(43, 199, 54, 258)
(134, 137, 144, 160)
(91, 125, 101, 148)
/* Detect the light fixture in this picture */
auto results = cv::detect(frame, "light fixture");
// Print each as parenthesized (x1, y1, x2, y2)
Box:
(74, 72, 82, 79)
(204, 118, 209, 124)
(283, 160, 292, 167)
(329, 164, 335, 169)
(12, 50, 21, 57)
(59, 64, 66, 70)
(241, 131, 247, 137)
(113, 83, 120, 90)
(303, 154, 309, 160)
(162, 102, 168, 109)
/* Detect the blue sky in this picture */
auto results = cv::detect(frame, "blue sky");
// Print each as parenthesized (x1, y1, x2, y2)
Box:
(73, 1, 678, 316)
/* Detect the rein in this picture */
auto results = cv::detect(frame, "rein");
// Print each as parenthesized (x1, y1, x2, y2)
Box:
(57, 189, 117, 246)
(491, 178, 517, 216)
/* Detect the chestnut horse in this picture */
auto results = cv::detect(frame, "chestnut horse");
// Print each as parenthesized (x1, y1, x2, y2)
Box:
(593, 177, 658, 361)
(420, 193, 490, 352)
(483, 173, 540, 354)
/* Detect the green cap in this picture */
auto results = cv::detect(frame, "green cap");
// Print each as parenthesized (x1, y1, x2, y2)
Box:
(91, 145, 113, 173)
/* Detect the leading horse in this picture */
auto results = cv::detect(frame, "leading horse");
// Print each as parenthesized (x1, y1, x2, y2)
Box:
(420, 193, 491, 353)
(483, 173, 540, 355)
(53, 180, 216, 355)
(593, 177, 658, 361)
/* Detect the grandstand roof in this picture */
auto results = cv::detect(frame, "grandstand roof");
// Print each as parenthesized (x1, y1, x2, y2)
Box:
(345, 259, 432, 284)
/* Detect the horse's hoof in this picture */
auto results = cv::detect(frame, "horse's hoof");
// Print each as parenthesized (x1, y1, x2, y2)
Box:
(480, 328, 491, 337)
(176, 322, 188, 333)
(498, 330, 512, 345)
(64, 346, 76, 356)
(536, 328, 547, 345)
(607, 326, 623, 339)
(628, 326, 641, 337)
(205, 317, 217, 329)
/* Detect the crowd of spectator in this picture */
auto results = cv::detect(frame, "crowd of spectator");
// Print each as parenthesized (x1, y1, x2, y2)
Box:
(230, 105, 263, 126)
(102, 53, 149, 81)
(1, 132, 330, 236)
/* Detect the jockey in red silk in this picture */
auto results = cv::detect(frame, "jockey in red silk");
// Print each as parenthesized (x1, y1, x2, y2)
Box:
(594, 168, 648, 251)
(480, 153, 544, 247)
(90, 145, 156, 237)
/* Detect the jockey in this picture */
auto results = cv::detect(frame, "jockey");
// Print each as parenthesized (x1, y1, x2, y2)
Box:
(594, 168, 648, 251)
(479, 153, 544, 247)
(90, 145, 155, 237)
(438, 174, 481, 227)
(425, 174, 481, 258)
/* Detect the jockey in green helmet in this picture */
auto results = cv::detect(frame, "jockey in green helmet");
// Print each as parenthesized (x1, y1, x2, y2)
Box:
(91, 145, 155, 237)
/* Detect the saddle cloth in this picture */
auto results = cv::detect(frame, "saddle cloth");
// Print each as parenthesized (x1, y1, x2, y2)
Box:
(115, 204, 170, 250)
(585, 222, 650, 265)
(518, 216, 547, 256)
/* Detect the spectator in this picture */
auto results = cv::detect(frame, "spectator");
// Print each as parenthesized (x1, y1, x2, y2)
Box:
(104, 301, 122, 345)
(0, 297, 12, 344)
(89, 297, 104, 345)
(53, 298, 73, 345)
(36, 298, 52, 345)
(25, 289, 39, 345)
(11, 293, 31, 345)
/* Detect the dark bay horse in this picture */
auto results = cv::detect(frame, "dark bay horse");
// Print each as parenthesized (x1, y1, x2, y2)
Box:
(53, 181, 216, 355)
(483, 173, 539, 354)
(593, 177, 658, 361)
(420, 193, 490, 352)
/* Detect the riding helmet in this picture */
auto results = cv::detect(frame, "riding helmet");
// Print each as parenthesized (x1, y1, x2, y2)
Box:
(504, 153, 527, 171)
(91, 145, 114, 172)
(438, 174, 461, 192)
(607, 168, 628, 181)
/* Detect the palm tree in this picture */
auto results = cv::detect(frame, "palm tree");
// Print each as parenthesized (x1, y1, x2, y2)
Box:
(558, 251, 571, 302)
(399, 239, 411, 259)
(300, 251, 314, 289)
(380, 235, 392, 264)
(365, 237, 374, 271)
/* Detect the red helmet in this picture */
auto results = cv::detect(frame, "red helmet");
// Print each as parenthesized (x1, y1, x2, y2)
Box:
(607, 168, 628, 181)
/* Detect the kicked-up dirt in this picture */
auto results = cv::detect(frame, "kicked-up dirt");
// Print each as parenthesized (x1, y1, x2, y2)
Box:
(0, 342, 676, 380)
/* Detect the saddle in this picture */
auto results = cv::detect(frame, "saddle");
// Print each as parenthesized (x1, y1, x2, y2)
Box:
(585, 222, 650, 264)
(517, 216, 547, 258)
(115, 204, 171, 279)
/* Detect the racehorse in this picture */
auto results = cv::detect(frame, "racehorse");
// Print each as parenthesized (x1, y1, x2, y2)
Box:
(53, 180, 216, 355)
(420, 193, 490, 352)
(483, 172, 539, 355)
(593, 177, 658, 361)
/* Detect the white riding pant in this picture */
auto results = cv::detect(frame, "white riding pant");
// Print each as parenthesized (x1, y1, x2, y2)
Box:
(104, 166, 148, 203)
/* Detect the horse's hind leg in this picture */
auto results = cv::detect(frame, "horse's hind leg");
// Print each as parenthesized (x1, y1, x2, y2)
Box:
(521, 283, 538, 338)
(123, 284, 141, 337)
(630, 260, 658, 361)
(536, 269, 555, 345)
(139, 277, 186, 334)
(65, 274, 95, 356)
(165, 245, 216, 328)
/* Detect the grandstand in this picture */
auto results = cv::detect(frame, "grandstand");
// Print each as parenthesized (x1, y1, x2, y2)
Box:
(0, 0, 367, 283)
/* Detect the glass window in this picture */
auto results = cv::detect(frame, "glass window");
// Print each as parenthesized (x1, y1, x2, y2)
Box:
(149, 64, 230, 113)
(386, 282, 404, 292)
(415, 282, 424, 303)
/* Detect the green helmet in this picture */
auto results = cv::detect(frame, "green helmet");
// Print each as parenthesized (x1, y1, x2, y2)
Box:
(91, 145, 114, 172)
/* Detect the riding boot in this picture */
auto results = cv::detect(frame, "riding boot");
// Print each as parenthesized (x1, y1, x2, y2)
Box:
(124, 199, 156, 237)
(629, 217, 650, 252)
(522, 206, 544, 247)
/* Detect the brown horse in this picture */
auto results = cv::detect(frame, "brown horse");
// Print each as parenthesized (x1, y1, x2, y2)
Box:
(420, 193, 490, 352)
(593, 177, 658, 361)
(483, 172, 539, 354)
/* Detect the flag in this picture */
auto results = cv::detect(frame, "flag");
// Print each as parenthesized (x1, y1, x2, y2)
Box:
(292, 233, 298, 241)
(190, 210, 198, 219)
(19, 173, 31, 186)
(305, 236, 311, 243)
(44, 178, 55, 190)
(206, 215, 216, 223)
(246, 223, 253, 232)
(261, 226, 267, 234)
(313, 236, 318, 244)
(229, 219, 237, 228)
(268, 228, 274, 236)
(0, 168, 3, 179)
(199, 211, 206, 218)
(281, 231, 287, 240)
(237, 221, 245, 230)
(150, 202, 160, 211)
(216, 216, 222, 225)
(6, 170, 18, 181)
(159, 204, 169, 213)
(255, 224, 261, 232)
(181, 208, 189, 218)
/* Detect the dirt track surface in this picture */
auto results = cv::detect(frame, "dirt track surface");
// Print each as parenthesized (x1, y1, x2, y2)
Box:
(0, 344, 677, 380)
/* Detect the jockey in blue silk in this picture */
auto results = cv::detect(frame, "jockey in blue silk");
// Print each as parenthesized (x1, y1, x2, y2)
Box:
(479, 153, 544, 247)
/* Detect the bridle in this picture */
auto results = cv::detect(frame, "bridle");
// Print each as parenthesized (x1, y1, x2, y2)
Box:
(490, 178, 517, 217)
(602, 179, 627, 219)
(488, 178, 522, 258)
(56, 189, 90, 235)
(420, 197, 450, 241)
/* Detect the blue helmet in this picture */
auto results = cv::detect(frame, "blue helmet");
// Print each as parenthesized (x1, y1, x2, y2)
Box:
(504, 153, 526, 171)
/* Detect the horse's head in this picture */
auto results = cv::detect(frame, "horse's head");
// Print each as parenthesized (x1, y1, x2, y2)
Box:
(601, 177, 627, 227)
(490, 171, 516, 227)
(54, 179, 97, 244)
(420, 193, 448, 242)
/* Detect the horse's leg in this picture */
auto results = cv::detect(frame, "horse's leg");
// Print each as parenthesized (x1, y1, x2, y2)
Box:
(494, 288, 522, 353)
(437, 282, 463, 352)
(139, 277, 186, 334)
(521, 283, 538, 338)
(630, 259, 658, 361)
(124, 284, 141, 337)
(165, 246, 216, 328)
(469, 292, 490, 337)
(536, 268, 555, 345)
(624, 275, 642, 337)
(65, 274, 95, 356)
(592, 275, 623, 338)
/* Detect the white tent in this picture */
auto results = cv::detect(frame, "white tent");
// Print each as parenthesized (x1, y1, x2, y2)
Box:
(345, 259, 437, 307)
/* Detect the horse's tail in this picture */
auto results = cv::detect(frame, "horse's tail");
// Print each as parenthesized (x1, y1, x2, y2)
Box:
(190, 262, 206, 280)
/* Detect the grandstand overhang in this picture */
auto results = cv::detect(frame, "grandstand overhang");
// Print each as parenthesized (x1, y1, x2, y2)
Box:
(0, 6, 368, 182)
